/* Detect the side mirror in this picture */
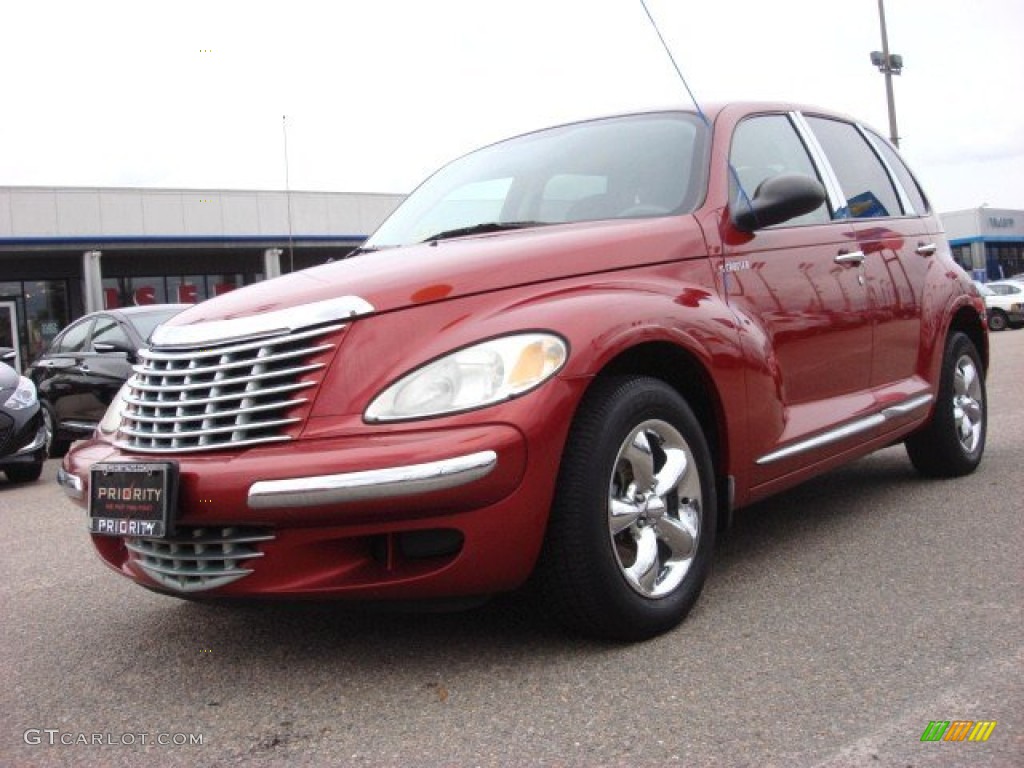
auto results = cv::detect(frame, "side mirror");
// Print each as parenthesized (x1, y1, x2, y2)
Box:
(93, 341, 134, 356)
(732, 172, 826, 232)
(0, 346, 15, 363)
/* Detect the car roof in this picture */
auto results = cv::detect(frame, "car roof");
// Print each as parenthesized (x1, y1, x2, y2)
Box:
(92, 304, 191, 320)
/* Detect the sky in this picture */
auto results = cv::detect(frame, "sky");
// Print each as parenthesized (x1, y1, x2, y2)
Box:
(2, 0, 1023, 214)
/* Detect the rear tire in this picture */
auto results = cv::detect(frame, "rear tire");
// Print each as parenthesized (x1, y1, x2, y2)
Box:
(534, 376, 716, 641)
(988, 310, 1008, 332)
(905, 332, 986, 477)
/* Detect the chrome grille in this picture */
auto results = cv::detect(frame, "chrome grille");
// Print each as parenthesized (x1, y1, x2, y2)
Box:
(126, 526, 274, 592)
(117, 323, 343, 453)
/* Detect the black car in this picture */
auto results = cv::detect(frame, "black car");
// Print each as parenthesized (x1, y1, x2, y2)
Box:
(29, 305, 188, 456)
(0, 348, 46, 482)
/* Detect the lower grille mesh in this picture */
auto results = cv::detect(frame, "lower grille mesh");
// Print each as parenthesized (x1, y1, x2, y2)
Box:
(125, 527, 274, 592)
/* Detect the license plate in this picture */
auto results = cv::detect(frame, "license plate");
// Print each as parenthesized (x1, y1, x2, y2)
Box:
(89, 462, 178, 538)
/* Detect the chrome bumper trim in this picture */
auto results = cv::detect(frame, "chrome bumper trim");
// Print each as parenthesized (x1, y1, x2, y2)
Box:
(57, 466, 85, 500)
(247, 450, 498, 509)
(14, 426, 47, 456)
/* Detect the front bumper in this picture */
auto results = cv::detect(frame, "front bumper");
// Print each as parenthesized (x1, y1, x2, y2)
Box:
(0, 412, 46, 469)
(60, 418, 567, 601)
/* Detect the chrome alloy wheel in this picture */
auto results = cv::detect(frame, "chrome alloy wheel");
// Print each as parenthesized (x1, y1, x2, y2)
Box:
(953, 354, 984, 454)
(608, 419, 700, 598)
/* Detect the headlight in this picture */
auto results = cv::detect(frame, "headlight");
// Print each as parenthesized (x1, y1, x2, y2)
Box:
(3, 376, 38, 410)
(98, 380, 133, 435)
(365, 333, 568, 422)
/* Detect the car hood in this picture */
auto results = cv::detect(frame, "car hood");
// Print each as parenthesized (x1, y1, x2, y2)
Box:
(160, 217, 707, 331)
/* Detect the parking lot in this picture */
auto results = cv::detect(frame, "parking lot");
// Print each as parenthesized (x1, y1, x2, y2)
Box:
(2, 332, 1021, 768)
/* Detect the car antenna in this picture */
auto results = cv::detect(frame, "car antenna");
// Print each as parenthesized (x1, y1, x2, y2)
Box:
(282, 114, 296, 274)
(638, 1, 754, 217)
(637, 0, 709, 128)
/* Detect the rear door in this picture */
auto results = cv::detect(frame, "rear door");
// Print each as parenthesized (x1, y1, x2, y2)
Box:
(803, 116, 930, 389)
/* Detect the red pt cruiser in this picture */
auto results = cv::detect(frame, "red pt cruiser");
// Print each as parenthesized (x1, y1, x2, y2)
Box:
(59, 102, 988, 640)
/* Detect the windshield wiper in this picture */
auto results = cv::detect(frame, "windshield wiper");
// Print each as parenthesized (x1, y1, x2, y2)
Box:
(420, 221, 547, 244)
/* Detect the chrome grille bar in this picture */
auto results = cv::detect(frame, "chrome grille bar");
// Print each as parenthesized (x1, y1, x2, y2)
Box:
(126, 527, 274, 592)
(115, 313, 352, 454)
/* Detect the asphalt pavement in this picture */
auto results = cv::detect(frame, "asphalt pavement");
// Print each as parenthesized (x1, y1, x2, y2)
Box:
(2, 331, 1021, 768)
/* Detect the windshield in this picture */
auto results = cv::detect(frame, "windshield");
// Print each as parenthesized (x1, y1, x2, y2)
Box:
(366, 112, 708, 249)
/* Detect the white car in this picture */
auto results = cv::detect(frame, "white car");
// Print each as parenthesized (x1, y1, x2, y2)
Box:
(976, 280, 1024, 331)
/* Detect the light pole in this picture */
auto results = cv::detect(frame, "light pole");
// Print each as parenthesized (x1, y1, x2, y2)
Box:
(870, 0, 902, 147)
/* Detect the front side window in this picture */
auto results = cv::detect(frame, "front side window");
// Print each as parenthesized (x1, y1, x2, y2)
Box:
(53, 318, 92, 353)
(989, 283, 1022, 296)
(366, 113, 709, 248)
(91, 317, 131, 349)
(806, 116, 901, 219)
(728, 114, 829, 227)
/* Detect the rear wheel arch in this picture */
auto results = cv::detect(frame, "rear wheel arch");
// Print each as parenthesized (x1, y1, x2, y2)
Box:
(948, 304, 989, 373)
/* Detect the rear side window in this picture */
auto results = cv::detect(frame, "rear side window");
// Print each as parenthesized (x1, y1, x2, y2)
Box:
(806, 116, 901, 219)
(729, 114, 829, 227)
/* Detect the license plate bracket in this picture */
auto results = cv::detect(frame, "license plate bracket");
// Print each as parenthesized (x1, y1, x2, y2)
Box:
(89, 462, 178, 538)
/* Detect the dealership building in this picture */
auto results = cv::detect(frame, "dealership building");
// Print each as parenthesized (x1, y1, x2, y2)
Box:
(942, 206, 1024, 282)
(2, 186, 1021, 371)
(0, 185, 403, 369)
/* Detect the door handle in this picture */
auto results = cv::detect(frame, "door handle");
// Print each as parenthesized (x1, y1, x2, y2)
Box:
(834, 250, 865, 266)
(916, 242, 937, 256)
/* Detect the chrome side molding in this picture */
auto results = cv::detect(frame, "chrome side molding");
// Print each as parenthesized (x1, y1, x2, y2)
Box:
(757, 393, 933, 465)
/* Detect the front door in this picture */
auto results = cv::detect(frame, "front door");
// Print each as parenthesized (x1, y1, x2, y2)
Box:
(723, 113, 872, 484)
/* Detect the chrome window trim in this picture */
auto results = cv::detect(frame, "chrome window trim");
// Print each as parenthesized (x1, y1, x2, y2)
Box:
(151, 295, 375, 348)
(247, 450, 498, 509)
(790, 111, 847, 217)
(857, 124, 916, 216)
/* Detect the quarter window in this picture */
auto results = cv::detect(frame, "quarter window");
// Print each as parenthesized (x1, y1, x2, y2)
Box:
(806, 117, 901, 219)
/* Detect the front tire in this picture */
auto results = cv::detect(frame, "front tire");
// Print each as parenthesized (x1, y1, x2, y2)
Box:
(988, 310, 1008, 332)
(5, 463, 43, 483)
(905, 332, 986, 477)
(534, 376, 716, 641)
